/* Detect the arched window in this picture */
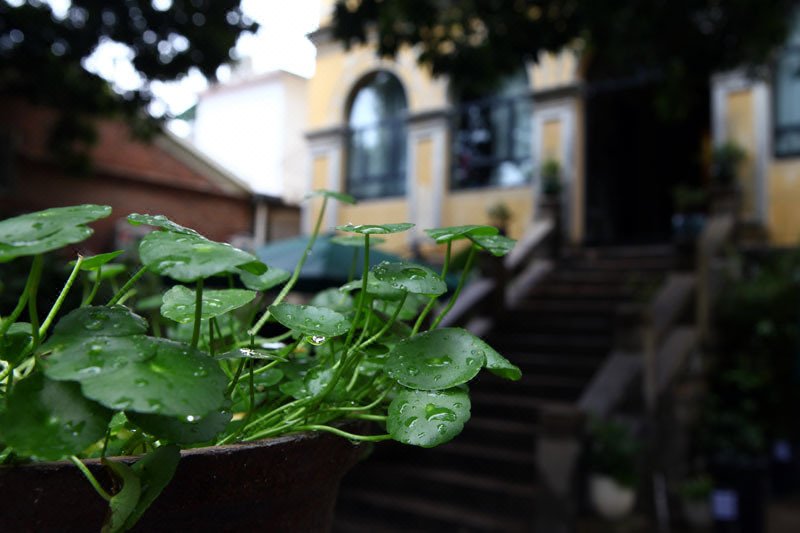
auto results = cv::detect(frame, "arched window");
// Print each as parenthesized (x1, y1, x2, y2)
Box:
(346, 71, 407, 199)
(775, 9, 800, 157)
(451, 69, 533, 189)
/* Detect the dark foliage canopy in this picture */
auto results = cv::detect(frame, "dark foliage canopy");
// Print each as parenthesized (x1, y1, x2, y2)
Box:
(332, 0, 797, 108)
(0, 0, 256, 169)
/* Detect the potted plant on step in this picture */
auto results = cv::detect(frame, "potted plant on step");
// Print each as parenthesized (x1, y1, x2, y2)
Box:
(709, 141, 745, 215)
(680, 474, 713, 530)
(586, 418, 641, 520)
(0, 191, 521, 531)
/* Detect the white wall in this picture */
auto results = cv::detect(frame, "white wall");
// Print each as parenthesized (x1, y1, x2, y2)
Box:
(193, 71, 307, 200)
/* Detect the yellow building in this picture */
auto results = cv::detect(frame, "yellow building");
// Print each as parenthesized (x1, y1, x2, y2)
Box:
(304, 1, 580, 256)
(305, 1, 800, 252)
(711, 9, 800, 245)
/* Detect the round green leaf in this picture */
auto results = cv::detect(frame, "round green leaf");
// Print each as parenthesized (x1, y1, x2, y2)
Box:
(69, 250, 124, 271)
(386, 328, 486, 390)
(372, 261, 447, 296)
(0, 322, 33, 365)
(0, 373, 113, 460)
(46, 305, 149, 339)
(330, 235, 386, 246)
(88, 263, 127, 282)
(41, 307, 227, 418)
(216, 348, 286, 361)
(424, 225, 499, 244)
(134, 294, 164, 312)
(161, 286, 256, 324)
(128, 406, 232, 444)
(103, 459, 141, 533)
(269, 303, 351, 338)
(340, 275, 407, 301)
(484, 350, 522, 381)
(468, 234, 517, 257)
(310, 288, 354, 313)
(139, 231, 259, 282)
(0, 204, 111, 262)
(238, 265, 290, 291)
(336, 222, 415, 235)
(279, 380, 309, 399)
(387, 387, 471, 447)
(125, 445, 181, 530)
(306, 189, 357, 204)
(76, 338, 227, 418)
(236, 260, 268, 276)
(373, 293, 428, 321)
(127, 213, 200, 236)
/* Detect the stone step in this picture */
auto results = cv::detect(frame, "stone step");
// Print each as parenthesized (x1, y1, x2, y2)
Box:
(495, 332, 610, 355)
(339, 463, 540, 523)
(499, 351, 605, 376)
(336, 488, 532, 532)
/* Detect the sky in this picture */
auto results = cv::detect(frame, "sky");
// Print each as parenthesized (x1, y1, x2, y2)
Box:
(41, 0, 321, 117)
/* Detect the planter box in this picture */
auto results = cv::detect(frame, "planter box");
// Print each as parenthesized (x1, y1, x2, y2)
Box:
(0, 430, 368, 532)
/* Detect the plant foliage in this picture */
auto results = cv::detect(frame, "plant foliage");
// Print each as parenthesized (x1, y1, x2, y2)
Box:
(0, 194, 520, 531)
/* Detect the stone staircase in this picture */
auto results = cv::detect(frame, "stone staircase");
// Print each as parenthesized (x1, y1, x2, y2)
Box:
(333, 246, 675, 532)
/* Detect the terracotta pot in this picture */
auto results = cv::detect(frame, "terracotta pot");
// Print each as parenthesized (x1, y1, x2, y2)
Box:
(589, 474, 636, 520)
(0, 430, 368, 532)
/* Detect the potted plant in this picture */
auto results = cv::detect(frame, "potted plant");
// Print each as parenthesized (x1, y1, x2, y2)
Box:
(487, 201, 512, 236)
(586, 418, 641, 520)
(679, 474, 713, 529)
(0, 190, 521, 531)
(541, 159, 563, 199)
(538, 159, 564, 256)
(709, 141, 746, 214)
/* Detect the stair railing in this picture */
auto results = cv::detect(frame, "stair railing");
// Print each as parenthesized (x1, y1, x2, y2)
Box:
(438, 217, 555, 332)
(695, 213, 735, 345)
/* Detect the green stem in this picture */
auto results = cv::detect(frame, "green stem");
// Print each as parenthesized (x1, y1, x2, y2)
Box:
(226, 361, 247, 397)
(293, 424, 392, 442)
(69, 456, 111, 502)
(27, 255, 43, 349)
(344, 234, 370, 348)
(107, 266, 147, 306)
(190, 278, 203, 349)
(358, 292, 407, 351)
(82, 266, 103, 307)
(0, 255, 41, 337)
(430, 245, 476, 330)
(38, 255, 82, 339)
(249, 197, 330, 336)
(324, 387, 390, 412)
(3, 364, 13, 402)
(347, 414, 387, 422)
(412, 242, 452, 335)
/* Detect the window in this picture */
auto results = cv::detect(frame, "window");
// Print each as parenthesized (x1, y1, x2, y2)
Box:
(775, 9, 800, 157)
(346, 71, 407, 199)
(451, 70, 533, 190)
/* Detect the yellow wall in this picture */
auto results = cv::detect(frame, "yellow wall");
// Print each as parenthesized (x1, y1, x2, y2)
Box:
(443, 187, 534, 242)
(337, 199, 411, 254)
(542, 119, 562, 161)
(309, 25, 581, 256)
(530, 50, 580, 90)
(768, 159, 800, 245)
(725, 90, 758, 219)
(309, 42, 448, 131)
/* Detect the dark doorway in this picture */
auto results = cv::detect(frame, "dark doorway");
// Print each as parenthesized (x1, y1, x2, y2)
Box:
(584, 76, 708, 244)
